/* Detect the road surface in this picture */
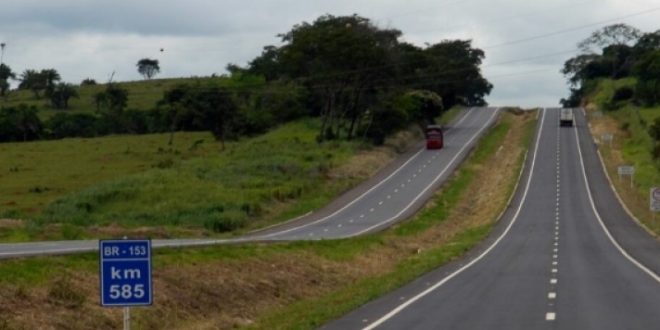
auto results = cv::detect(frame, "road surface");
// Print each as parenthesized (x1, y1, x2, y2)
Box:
(323, 108, 660, 330)
(0, 107, 500, 258)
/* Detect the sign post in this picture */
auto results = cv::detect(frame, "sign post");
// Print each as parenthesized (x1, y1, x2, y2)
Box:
(601, 133, 613, 147)
(651, 187, 660, 221)
(100, 239, 152, 330)
(618, 165, 635, 188)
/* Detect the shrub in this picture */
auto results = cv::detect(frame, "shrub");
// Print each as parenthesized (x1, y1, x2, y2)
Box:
(204, 213, 246, 233)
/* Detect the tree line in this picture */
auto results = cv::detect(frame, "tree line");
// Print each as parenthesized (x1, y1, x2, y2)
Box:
(0, 14, 492, 145)
(560, 24, 660, 108)
(561, 24, 660, 160)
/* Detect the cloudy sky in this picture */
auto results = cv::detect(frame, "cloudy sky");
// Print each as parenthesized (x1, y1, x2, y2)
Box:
(0, 0, 658, 107)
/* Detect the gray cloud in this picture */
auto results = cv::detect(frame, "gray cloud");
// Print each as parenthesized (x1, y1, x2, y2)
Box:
(0, 0, 658, 107)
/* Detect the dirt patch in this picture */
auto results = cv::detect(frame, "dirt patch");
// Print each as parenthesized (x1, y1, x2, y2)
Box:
(0, 112, 534, 329)
(329, 126, 422, 181)
(0, 219, 23, 229)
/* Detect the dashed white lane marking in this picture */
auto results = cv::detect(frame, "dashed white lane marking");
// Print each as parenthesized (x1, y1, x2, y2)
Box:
(552, 268, 558, 273)
(550, 278, 557, 284)
(412, 174, 417, 178)
(379, 201, 383, 205)
(394, 189, 399, 193)
(357, 108, 527, 330)
(349, 219, 354, 223)
(553, 248, 558, 253)
(552, 261, 558, 266)
(418, 169, 422, 173)
(553, 254, 558, 259)
(360, 214, 365, 218)
(408, 179, 412, 182)
(548, 292, 557, 299)
(309, 233, 314, 237)
(370, 208, 375, 212)
(338, 224, 343, 228)
(387, 195, 391, 199)
(423, 164, 427, 168)
(324, 228, 329, 232)
(546, 312, 556, 321)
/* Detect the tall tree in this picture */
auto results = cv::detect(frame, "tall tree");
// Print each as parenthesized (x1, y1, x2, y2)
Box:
(159, 84, 238, 149)
(41, 68, 61, 97)
(50, 83, 79, 109)
(578, 24, 642, 54)
(632, 50, 660, 105)
(0, 63, 15, 96)
(416, 40, 492, 109)
(93, 84, 128, 116)
(18, 69, 46, 98)
(136, 58, 160, 80)
(271, 14, 402, 141)
(0, 105, 42, 142)
(17, 68, 60, 99)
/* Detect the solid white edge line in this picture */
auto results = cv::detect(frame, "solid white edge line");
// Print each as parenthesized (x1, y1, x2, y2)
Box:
(595, 149, 656, 237)
(258, 108, 477, 238)
(361, 108, 547, 330)
(572, 109, 660, 283)
(349, 108, 500, 237)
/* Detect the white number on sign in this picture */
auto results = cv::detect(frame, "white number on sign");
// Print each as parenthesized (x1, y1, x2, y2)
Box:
(129, 246, 147, 256)
(109, 284, 146, 300)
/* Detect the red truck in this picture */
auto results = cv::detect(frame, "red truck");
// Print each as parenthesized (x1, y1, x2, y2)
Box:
(425, 125, 444, 149)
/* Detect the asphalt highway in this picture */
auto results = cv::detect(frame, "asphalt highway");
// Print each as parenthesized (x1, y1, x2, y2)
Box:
(0, 107, 500, 258)
(323, 108, 660, 330)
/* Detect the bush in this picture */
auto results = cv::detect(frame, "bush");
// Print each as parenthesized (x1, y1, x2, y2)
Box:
(81, 78, 97, 85)
(611, 86, 634, 102)
(47, 112, 99, 138)
(204, 213, 246, 233)
(0, 105, 43, 142)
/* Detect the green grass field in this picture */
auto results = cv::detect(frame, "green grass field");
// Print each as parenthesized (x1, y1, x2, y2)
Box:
(0, 76, 221, 120)
(0, 118, 371, 241)
(640, 106, 660, 123)
(612, 106, 658, 188)
(587, 77, 636, 110)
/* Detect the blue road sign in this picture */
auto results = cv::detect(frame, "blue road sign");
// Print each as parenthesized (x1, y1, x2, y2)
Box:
(100, 240, 152, 306)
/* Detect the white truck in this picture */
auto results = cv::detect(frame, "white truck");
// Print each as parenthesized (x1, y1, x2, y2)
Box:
(560, 108, 574, 127)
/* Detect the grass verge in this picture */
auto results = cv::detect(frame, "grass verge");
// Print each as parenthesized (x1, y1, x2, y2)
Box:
(586, 103, 660, 235)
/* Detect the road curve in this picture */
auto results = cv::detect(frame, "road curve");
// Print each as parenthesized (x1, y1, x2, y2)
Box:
(322, 108, 660, 330)
(0, 107, 500, 259)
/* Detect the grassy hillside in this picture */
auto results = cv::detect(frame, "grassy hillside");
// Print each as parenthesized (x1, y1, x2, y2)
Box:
(585, 78, 660, 235)
(1, 118, 383, 241)
(0, 77, 219, 120)
(1, 109, 438, 241)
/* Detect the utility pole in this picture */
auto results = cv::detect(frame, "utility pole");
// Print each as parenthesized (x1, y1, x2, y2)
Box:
(0, 43, 6, 65)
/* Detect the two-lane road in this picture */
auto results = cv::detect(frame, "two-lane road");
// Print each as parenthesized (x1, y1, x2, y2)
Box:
(0, 107, 500, 258)
(324, 108, 660, 330)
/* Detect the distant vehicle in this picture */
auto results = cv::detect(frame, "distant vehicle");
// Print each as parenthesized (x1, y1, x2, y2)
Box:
(425, 125, 444, 149)
(560, 108, 574, 127)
